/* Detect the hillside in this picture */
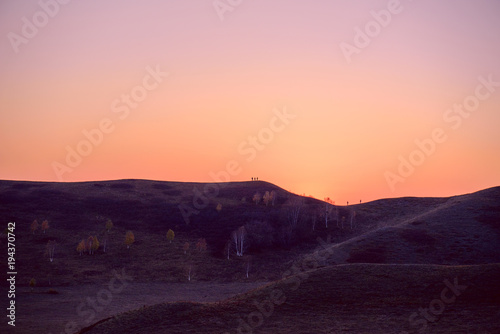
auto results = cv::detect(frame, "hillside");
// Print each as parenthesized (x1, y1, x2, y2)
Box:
(1, 180, 499, 333)
(80, 263, 500, 334)
(0, 179, 334, 286)
(308, 186, 500, 267)
(1, 180, 499, 287)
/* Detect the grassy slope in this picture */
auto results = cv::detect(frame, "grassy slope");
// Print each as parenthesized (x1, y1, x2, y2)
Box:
(310, 187, 500, 267)
(0, 179, 349, 286)
(81, 263, 500, 334)
(2, 180, 499, 332)
(1, 180, 499, 287)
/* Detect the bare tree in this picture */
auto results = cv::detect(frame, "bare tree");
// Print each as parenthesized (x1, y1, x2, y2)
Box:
(335, 207, 340, 227)
(325, 204, 334, 228)
(231, 226, 248, 256)
(350, 210, 356, 230)
(311, 214, 317, 231)
(186, 263, 194, 282)
(323, 198, 334, 228)
(270, 190, 277, 206)
(263, 191, 271, 206)
(224, 240, 231, 260)
(245, 256, 252, 279)
(253, 192, 262, 205)
(46, 240, 56, 262)
(87, 236, 94, 255)
(281, 197, 303, 246)
(102, 233, 109, 253)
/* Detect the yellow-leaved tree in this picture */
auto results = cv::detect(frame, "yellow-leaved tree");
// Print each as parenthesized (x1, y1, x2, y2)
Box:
(105, 219, 113, 233)
(76, 240, 86, 256)
(125, 231, 135, 249)
(91, 236, 99, 254)
(166, 229, 175, 243)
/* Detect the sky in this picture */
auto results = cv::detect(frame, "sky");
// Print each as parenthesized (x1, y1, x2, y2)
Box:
(1, 0, 499, 204)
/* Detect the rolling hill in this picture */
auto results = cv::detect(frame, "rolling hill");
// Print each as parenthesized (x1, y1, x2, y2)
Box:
(1, 179, 499, 333)
(80, 263, 500, 334)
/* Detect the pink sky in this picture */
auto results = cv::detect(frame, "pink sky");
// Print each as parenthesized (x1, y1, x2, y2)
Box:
(1, 0, 499, 203)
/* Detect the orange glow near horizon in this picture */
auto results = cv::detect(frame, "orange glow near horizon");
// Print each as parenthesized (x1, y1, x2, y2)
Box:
(1, 1, 500, 203)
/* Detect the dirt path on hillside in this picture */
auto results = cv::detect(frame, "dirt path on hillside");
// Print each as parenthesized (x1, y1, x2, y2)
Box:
(12, 282, 266, 334)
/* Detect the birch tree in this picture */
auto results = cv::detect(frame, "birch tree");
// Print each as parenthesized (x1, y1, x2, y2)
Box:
(224, 241, 231, 260)
(125, 231, 135, 249)
(102, 233, 109, 253)
(105, 219, 113, 233)
(91, 236, 99, 254)
(263, 191, 271, 206)
(196, 238, 207, 252)
(350, 210, 356, 230)
(166, 229, 175, 243)
(311, 214, 317, 231)
(270, 190, 277, 206)
(183, 242, 190, 254)
(41, 220, 49, 234)
(231, 226, 247, 256)
(323, 198, 334, 228)
(253, 192, 261, 205)
(46, 240, 56, 262)
(324, 204, 333, 228)
(185, 263, 194, 281)
(87, 236, 94, 255)
(335, 207, 340, 228)
(77, 240, 85, 256)
(245, 256, 252, 279)
(281, 197, 303, 246)
(30, 220, 39, 235)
